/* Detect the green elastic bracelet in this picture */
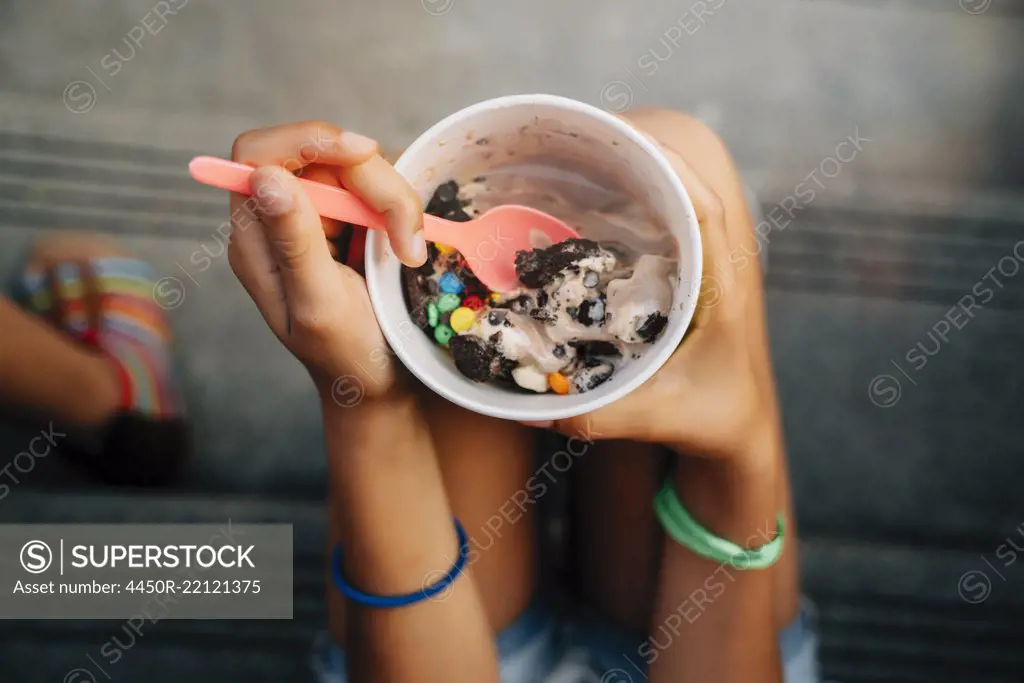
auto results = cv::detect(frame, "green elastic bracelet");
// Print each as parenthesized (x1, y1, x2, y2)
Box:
(653, 479, 785, 570)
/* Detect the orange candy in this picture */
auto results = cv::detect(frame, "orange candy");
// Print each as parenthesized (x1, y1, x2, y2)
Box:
(547, 372, 570, 395)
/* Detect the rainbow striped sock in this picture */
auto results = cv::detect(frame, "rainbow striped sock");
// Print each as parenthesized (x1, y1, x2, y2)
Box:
(21, 257, 182, 419)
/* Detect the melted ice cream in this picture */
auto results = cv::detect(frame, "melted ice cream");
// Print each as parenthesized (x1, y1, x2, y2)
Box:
(404, 163, 680, 394)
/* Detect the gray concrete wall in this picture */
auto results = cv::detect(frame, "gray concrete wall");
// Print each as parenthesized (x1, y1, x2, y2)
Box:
(1, 1, 1023, 681)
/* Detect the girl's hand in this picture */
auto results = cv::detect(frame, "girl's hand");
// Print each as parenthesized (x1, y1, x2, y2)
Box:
(227, 121, 427, 399)
(536, 134, 777, 463)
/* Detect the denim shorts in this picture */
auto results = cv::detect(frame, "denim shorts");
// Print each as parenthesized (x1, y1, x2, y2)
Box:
(311, 599, 821, 683)
(565, 599, 821, 683)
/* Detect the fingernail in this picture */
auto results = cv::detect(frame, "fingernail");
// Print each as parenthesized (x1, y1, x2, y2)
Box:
(251, 168, 294, 217)
(339, 131, 379, 158)
(521, 420, 553, 429)
(409, 236, 428, 266)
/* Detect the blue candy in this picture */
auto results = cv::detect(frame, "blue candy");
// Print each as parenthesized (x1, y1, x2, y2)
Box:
(439, 272, 465, 294)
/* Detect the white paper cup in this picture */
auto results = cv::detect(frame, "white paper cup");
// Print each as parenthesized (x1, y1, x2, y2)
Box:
(365, 94, 702, 422)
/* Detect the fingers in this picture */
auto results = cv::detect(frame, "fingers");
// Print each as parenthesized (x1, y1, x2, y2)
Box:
(227, 123, 408, 391)
(523, 409, 630, 445)
(231, 121, 378, 171)
(228, 191, 288, 334)
(296, 164, 349, 246)
(654, 142, 737, 327)
(232, 121, 427, 269)
(248, 166, 343, 326)
(340, 155, 427, 267)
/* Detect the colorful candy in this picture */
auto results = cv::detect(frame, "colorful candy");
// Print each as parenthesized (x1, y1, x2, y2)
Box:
(548, 372, 570, 395)
(434, 324, 454, 347)
(512, 366, 549, 393)
(437, 293, 461, 313)
(439, 272, 465, 294)
(461, 295, 484, 311)
(427, 301, 440, 327)
(435, 243, 457, 256)
(449, 307, 476, 333)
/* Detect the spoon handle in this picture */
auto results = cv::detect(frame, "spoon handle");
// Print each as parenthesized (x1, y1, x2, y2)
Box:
(189, 156, 467, 249)
(189, 156, 391, 229)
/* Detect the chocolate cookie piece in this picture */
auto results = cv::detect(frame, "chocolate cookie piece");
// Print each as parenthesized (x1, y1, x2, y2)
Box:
(572, 357, 614, 393)
(426, 181, 472, 222)
(577, 295, 606, 327)
(413, 242, 441, 277)
(529, 291, 554, 323)
(530, 308, 554, 324)
(493, 355, 519, 384)
(636, 312, 668, 342)
(474, 331, 519, 385)
(450, 335, 516, 383)
(442, 205, 473, 222)
(402, 270, 432, 330)
(449, 335, 495, 382)
(572, 340, 620, 358)
(493, 294, 535, 315)
(426, 180, 459, 213)
(514, 238, 603, 288)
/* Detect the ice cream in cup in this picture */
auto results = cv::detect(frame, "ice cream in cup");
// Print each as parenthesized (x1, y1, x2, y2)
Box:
(365, 94, 702, 422)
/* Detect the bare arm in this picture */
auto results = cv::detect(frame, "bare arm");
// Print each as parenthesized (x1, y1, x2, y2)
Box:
(648, 439, 782, 683)
(325, 392, 499, 683)
(543, 114, 792, 682)
(225, 121, 499, 683)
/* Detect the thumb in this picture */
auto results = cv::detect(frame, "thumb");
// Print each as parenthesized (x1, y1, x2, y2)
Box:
(250, 165, 339, 314)
(521, 386, 672, 445)
(250, 166, 396, 392)
(522, 411, 619, 443)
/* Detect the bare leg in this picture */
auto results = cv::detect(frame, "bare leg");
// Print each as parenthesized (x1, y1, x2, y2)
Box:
(425, 399, 538, 631)
(0, 234, 124, 427)
(572, 440, 667, 631)
(574, 110, 800, 630)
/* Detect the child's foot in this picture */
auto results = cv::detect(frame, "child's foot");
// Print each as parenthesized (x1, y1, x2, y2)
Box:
(17, 232, 189, 485)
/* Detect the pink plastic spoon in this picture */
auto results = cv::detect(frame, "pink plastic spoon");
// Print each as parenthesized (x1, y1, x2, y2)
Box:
(188, 156, 580, 292)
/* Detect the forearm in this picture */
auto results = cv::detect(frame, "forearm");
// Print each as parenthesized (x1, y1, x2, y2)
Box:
(768, 397, 802, 629)
(323, 393, 498, 683)
(648, 434, 782, 683)
(0, 297, 120, 426)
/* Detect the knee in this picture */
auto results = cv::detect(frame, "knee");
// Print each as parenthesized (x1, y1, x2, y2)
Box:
(623, 108, 727, 157)
(623, 108, 743, 205)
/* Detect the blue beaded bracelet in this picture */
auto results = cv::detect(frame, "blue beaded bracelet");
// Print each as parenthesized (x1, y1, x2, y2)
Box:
(332, 518, 469, 608)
